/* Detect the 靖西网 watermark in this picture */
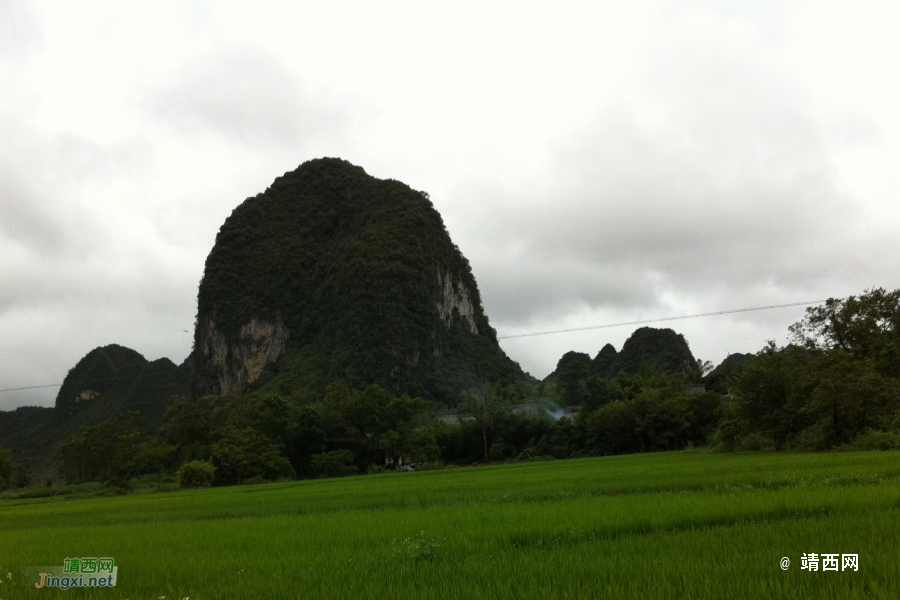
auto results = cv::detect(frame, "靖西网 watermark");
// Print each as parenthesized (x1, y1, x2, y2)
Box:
(779, 554, 858, 572)
(28, 557, 117, 589)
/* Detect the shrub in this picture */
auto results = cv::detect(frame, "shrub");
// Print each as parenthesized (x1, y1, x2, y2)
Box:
(177, 460, 216, 488)
(367, 464, 386, 475)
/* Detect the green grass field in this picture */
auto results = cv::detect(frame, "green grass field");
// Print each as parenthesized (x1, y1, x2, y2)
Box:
(1, 451, 899, 599)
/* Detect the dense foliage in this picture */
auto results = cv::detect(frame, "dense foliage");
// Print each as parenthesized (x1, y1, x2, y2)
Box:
(194, 158, 524, 402)
(0, 448, 25, 490)
(717, 287, 900, 451)
(543, 327, 697, 388)
(11, 277, 900, 491)
(0, 345, 188, 483)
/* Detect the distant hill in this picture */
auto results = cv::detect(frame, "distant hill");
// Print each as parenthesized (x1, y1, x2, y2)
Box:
(705, 352, 754, 391)
(610, 327, 697, 376)
(191, 158, 527, 402)
(592, 344, 618, 378)
(543, 351, 592, 385)
(0, 344, 188, 480)
(544, 327, 697, 383)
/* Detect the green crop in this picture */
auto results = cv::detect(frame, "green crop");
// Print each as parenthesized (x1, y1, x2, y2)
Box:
(1, 451, 897, 599)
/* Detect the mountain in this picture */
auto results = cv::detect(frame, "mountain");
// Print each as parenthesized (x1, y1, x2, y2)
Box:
(191, 158, 526, 402)
(54, 344, 188, 426)
(610, 327, 696, 376)
(592, 343, 618, 378)
(543, 351, 592, 385)
(0, 344, 188, 480)
(544, 327, 697, 383)
(705, 352, 754, 391)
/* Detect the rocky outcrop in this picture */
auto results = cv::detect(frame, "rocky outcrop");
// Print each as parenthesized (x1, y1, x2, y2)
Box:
(194, 315, 288, 397)
(437, 268, 478, 333)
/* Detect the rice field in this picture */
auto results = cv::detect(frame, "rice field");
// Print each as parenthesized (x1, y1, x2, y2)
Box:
(1, 451, 898, 599)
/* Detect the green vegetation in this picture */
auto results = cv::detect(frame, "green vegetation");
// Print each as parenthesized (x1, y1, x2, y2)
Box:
(0, 451, 897, 599)
(194, 157, 524, 401)
(176, 460, 215, 488)
(545, 327, 697, 387)
(0, 448, 25, 490)
(0, 345, 188, 481)
(5, 288, 900, 490)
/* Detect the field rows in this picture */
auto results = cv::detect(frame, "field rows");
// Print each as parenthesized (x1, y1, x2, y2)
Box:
(1, 451, 898, 599)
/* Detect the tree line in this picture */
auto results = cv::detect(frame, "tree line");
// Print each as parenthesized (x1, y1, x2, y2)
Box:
(4, 287, 893, 491)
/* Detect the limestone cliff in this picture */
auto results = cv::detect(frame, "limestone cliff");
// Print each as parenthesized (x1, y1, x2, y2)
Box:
(437, 268, 478, 334)
(194, 314, 288, 396)
(191, 158, 526, 401)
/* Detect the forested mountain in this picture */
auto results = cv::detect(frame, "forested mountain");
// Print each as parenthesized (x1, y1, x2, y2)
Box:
(191, 157, 526, 402)
(544, 326, 697, 384)
(0, 345, 188, 480)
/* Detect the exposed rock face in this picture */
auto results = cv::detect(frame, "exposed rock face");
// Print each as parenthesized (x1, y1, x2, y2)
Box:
(437, 268, 478, 333)
(191, 158, 525, 400)
(194, 314, 289, 397)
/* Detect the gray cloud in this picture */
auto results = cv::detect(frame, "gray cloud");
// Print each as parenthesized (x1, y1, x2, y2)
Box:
(452, 27, 899, 355)
(141, 43, 363, 147)
(2, 1, 899, 403)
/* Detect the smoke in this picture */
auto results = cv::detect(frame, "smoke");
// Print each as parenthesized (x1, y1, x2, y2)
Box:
(541, 402, 574, 421)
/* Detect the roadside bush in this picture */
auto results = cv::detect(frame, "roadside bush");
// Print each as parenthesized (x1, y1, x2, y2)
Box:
(177, 460, 216, 488)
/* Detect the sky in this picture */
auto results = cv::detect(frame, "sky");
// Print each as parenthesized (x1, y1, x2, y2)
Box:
(2, 0, 900, 410)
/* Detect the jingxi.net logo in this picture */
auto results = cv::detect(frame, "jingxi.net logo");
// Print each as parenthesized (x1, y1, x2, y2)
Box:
(31, 557, 117, 589)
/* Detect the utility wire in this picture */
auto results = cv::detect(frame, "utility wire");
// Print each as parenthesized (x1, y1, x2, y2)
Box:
(0, 361, 160, 394)
(0, 384, 63, 392)
(497, 299, 827, 340)
(0, 299, 828, 394)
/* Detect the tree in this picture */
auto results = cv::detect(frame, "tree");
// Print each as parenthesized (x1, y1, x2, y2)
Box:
(133, 440, 178, 491)
(464, 380, 509, 462)
(157, 395, 217, 464)
(176, 460, 216, 488)
(0, 448, 24, 490)
(796, 351, 900, 448)
(61, 412, 145, 486)
(583, 376, 614, 413)
(790, 288, 900, 378)
(730, 343, 812, 450)
(209, 426, 295, 485)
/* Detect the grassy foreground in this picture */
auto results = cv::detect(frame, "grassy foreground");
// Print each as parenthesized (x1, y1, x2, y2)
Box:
(1, 451, 899, 599)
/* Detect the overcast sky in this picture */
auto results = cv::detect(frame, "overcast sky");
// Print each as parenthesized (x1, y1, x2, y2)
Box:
(2, 0, 900, 410)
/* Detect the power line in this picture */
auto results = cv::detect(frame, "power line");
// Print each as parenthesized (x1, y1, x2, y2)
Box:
(0, 383, 63, 393)
(0, 360, 157, 394)
(497, 299, 827, 340)
(0, 299, 828, 393)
